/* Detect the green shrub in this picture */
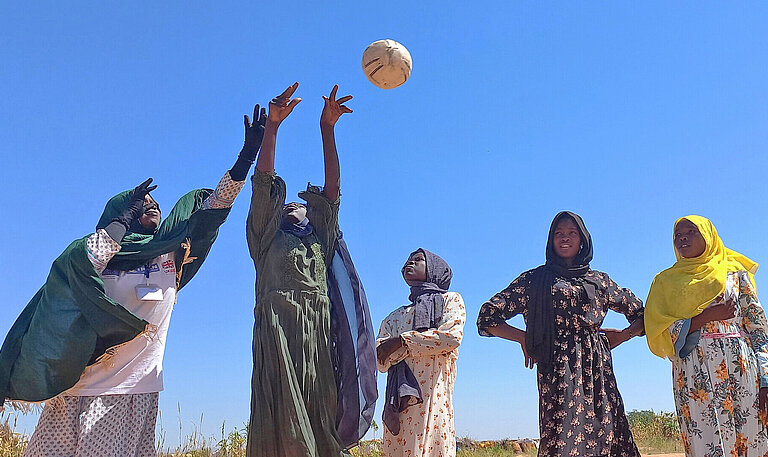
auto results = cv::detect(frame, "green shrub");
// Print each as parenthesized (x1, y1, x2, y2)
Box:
(626, 409, 683, 454)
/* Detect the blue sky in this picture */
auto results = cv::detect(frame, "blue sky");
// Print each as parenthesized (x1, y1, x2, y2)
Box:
(2, 1, 768, 447)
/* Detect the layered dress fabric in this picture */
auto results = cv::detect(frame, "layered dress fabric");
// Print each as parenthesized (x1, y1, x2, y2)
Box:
(376, 249, 466, 457)
(246, 169, 346, 457)
(645, 216, 768, 457)
(6, 171, 242, 457)
(326, 234, 378, 448)
(477, 212, 643, 457)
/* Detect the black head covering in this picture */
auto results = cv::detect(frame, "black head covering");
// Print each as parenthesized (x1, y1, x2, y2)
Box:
(402, 248, 453, 331)
(544, 211, 593, 277)
(526, 211, 599, 367)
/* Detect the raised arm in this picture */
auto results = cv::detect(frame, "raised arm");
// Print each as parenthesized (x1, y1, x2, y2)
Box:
(201, 104, 267, 211)
(319, 84, 353, 202)
(257, 82, 301, 174)
(88, 178, 156, 272)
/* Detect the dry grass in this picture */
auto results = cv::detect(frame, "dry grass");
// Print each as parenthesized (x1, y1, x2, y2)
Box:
(349, 439, 538, 457)
(458, 450, 537, 457)
(0, 410, 28, 456)
(627, 410, 684, 455)
(0, 408, 682, 457)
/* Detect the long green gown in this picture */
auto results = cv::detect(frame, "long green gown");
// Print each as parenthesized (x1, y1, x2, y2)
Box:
(245, 169, 346, 457)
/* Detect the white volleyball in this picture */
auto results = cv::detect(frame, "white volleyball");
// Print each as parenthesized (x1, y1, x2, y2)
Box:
(361, 39, 412, 89)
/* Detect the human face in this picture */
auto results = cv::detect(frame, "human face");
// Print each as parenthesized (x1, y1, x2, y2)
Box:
(674, 219, 706, 258)
(402, 251, 427, 285)
(282, 202, 307, 224)
(138, 194, 161, 230)
(552, 217, 581, 263)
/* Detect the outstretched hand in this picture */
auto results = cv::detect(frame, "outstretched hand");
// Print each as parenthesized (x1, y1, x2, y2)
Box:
(131, 178, 157, 203)
(268, 82, 302, 125)
(241, 104, 267, 161)
(320, 84, 353, 127)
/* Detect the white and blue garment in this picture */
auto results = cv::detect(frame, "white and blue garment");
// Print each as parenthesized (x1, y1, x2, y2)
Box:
(327, 233, 378, 449)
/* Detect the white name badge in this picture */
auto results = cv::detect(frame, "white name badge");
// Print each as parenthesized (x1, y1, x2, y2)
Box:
(136, 284, 164, 301)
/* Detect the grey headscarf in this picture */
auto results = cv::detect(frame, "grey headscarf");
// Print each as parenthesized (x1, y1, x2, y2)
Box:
(402, 248, 453, 331)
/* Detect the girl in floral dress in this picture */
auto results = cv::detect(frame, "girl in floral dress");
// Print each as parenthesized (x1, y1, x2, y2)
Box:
(376, 248, 466, 457)
(477, 211, 645, 457)
(645, 215, 768, 457)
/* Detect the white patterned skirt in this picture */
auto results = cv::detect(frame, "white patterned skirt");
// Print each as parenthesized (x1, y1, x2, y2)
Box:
(24, 392, 158, 457)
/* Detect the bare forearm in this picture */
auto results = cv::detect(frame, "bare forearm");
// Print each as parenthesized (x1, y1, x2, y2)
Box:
(604, 319, 643, 349)
(627, 318, 644, 337)
(688, 310, 712, 334)
(487, 322, 526, 344)
(376, 337, 403, 365)
(256, 121, 279, 173)
(320, 123, 340, 201)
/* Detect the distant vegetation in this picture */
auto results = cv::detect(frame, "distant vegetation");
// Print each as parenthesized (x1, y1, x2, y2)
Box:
(627, 409, 683, 454)
(0, 409, 682, 456)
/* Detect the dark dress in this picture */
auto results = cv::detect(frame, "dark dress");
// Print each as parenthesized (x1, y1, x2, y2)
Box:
(477, 269, 644, 457)
(245, 169, 345, 457)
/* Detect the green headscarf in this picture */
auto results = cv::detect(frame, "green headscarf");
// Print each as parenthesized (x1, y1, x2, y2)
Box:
(0, 187, 230, 406)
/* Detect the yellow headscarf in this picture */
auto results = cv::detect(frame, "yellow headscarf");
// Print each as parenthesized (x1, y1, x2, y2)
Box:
(644, 215, 758, 359)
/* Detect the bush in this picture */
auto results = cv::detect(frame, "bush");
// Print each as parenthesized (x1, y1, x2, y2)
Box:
(626, 409, 682, 453)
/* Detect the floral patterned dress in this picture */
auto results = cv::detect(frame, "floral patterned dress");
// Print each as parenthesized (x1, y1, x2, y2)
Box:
(376, 292, 466, 457)
(669, 271, 768, 457)
(477, 269, 643, 457)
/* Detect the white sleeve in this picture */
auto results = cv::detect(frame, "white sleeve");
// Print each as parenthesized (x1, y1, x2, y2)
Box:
(86, 229, 122, 273)
(201, 171, 247, 210)
(400, 292, 466, 358)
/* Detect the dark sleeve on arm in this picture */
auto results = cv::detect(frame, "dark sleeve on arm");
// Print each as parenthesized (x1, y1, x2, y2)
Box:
(477, 271, 532, 337)
(603, 272, 644, 324)
(103, 221, 128, 243)
(229, 156, 253, 182)
(246, 169, 286, 262)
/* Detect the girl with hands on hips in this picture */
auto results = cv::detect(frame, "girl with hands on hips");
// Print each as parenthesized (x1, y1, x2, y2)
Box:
(476, 211, 644, 457)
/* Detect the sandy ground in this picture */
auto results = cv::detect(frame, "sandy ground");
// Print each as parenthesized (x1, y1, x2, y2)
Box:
(642, 454, 685, 457)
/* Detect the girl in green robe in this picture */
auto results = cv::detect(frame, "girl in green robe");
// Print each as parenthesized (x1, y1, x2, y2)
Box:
(246, 83, 353, 457)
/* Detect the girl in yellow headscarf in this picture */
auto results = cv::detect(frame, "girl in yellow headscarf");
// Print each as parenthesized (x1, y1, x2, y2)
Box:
(645, 215, 768, 457)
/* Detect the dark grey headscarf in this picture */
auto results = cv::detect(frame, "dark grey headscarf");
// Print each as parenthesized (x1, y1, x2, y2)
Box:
(402, 248, 453, 331)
